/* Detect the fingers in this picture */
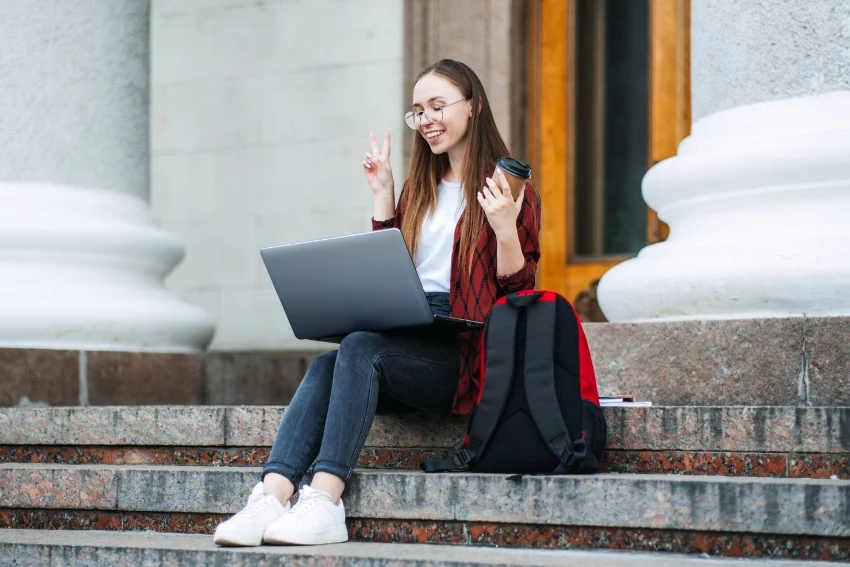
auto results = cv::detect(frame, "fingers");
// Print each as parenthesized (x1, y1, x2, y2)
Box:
(515, 186, 526, 205)
(494, 168, 511, 196)
(481, 177, 523, 213)
(484, 178, 505, 203)
(479, 185, 499, 213)
(476, 190, 492, 214)
(363, 153, 373, 171)
(369, 133, 380, 157)
(382, 131, 391, 159)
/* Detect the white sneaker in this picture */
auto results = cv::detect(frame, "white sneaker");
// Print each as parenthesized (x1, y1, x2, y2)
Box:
(263, 485, 348, 545)
(213, 482, 290, 546)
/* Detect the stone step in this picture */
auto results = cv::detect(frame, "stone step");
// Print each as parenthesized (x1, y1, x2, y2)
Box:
(2, 530, 840, 567)
(1, 406, 847, 478)
(1, 464, 849, 560)
(0, 406, 850, 479)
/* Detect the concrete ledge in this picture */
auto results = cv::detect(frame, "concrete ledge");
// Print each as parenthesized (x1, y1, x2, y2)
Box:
(2, 406, 848, 453)
(585, 316, 850, 406)
(2, 464, 849, 537)
(4, 316, 849, 408)
(0, 349, 206, 407)
(1, 530, 830, 567)
(0, 348, 323, 407)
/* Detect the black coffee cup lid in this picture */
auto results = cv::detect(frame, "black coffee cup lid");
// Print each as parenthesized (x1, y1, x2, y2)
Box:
(496, 156, 532, 179)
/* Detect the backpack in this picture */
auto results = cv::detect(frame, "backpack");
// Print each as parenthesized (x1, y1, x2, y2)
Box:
(421, 290, 607, 475)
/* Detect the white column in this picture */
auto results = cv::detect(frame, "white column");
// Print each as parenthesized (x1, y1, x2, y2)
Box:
(597, 0, 850, 322)
(0, 0, 214, 352)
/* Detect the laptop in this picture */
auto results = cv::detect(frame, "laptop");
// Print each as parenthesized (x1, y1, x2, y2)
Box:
(260, 228, 484, 343)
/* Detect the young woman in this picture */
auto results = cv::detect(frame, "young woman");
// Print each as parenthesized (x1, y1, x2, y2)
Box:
(213, 59, 541, 547)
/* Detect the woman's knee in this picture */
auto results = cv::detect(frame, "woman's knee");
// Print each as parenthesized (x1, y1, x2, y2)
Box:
(337, 331, 385, 363)
(300, 351, 337, 385)
(333, 332, 388, 388)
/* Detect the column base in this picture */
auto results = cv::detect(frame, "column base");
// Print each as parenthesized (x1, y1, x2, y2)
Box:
(598, 92, 850, 321)
(0, 183, 214, 352)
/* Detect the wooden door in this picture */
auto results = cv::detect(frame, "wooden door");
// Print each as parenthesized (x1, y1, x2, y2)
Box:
(526, 0, 690, 319)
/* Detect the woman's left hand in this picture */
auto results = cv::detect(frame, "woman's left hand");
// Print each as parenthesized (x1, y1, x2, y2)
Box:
(477, 168, 524, 239)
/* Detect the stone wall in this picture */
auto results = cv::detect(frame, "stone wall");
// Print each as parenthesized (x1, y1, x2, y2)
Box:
(150, 0, 405, 350)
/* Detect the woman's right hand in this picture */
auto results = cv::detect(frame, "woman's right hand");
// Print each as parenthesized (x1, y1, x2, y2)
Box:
(363, 132, 394, 198)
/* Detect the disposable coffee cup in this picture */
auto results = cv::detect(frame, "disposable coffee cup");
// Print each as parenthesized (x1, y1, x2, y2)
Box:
(496, 156, 532, 199)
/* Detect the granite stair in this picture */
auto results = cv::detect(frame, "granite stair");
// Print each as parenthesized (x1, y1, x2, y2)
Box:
(1, 405, 848, 478)
(0, 530, 830, 567)
(1, 405, 849, 562)
(1, 529, 843, 567)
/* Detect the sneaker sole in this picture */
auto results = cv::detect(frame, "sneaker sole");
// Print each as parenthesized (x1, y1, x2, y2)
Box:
(264, 524, 349, 546)
(212, 534, 264, 547)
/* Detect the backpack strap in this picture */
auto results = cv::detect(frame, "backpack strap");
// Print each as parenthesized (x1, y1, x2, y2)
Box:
(420, 296, 523, 472)
(420, 440, 470, 472)
(462, 298, 521, 463)
(522, 296, 586, 472)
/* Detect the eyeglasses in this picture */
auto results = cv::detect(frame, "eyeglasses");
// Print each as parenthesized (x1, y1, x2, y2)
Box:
(404, 98, 468, 130)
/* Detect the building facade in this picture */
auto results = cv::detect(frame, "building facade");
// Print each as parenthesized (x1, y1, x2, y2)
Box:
(2, 0, 849, 364)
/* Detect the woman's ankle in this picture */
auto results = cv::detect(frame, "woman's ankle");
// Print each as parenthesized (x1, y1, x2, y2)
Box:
(263, 473, 295, 505)
(310, 471, 346, 503)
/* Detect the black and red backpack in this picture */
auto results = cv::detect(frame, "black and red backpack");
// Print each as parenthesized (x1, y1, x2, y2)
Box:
(422, 290, 607, 475)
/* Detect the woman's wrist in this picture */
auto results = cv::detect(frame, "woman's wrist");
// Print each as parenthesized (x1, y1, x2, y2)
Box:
(494, 228, 525, 277)
(373, 187, 395, 202)
(372, 190, 396, 221)
(494, 228, 519, 246)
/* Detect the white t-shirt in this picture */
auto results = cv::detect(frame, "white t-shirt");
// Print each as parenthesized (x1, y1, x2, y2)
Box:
(416, 180, 464, 293)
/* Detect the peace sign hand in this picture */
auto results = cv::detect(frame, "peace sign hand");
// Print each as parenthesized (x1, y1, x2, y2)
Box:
(477, 168, 525, 239)
(363, 132, 394, 198)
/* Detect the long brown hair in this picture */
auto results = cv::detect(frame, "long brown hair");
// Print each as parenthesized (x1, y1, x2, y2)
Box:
(401, 59, 511, 274)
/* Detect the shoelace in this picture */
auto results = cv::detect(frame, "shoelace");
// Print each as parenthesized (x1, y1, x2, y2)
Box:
(236, 493, 275, 518)
(291, 488, 332, 517)
(291, 496, 321, 517)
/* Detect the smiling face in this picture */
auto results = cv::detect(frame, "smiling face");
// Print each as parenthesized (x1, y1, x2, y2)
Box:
(410, 73, 471, 156)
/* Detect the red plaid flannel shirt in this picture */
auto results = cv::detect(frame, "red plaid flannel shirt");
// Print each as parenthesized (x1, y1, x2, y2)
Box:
(372, 180, 542, 415)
